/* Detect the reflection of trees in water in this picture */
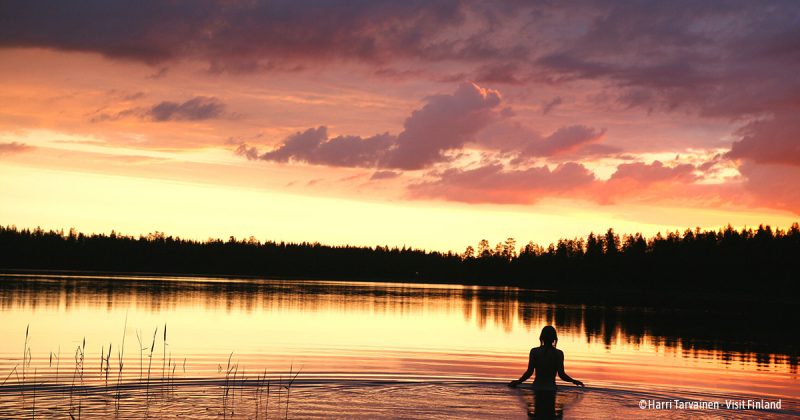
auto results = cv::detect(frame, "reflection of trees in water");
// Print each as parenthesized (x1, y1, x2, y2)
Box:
(0, 276, 796, 370)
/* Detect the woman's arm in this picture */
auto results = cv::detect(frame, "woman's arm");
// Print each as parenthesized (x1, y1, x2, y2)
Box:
(508, 349, 535, 387)
(557, 351, 585, 387)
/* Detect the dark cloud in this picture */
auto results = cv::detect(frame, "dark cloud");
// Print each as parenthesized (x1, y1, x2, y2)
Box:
(519, 125, 606, 158)
(541, 97, 562, 115)
(2, 1, 797, 117)
(259, 126, 394, 168)
(0, 142, 33, 156)
(726, 113, 800, 167)
(0, 0, 507, 70)
(148, 96, 225, 121)
(474, 63, 523, 85)
(370, 170, 401, 180)
(242, 83, 503, 170)
(533, 1, 800, 118)
(92, 96, 225, 122)
(3, 1, 797, 123)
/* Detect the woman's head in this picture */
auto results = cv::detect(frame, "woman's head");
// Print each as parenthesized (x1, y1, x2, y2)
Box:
(539, 326, 558, 347)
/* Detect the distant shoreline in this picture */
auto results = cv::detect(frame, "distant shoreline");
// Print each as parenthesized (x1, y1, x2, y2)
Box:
(0, 267, 796, 312)
(2, 224, 799, 311)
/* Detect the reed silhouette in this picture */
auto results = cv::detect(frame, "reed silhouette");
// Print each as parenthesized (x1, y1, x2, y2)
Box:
(2, 325, 301, 419)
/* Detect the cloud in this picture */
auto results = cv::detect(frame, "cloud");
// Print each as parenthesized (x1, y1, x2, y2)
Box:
(147, 97, 225, 121)
(726, 113, 800, 167)
(92, 96, 226, 122)
(541, 97, 562, 115)
(409, 159, 709, 206)
(0, 141, 33, 156)
(532, 2, 800, 119)
(518, 125, 606, 158)
(242, 83, 503, 170)
(474, 63, 523, 85)
(721, 112, 800, 213)
(609, 160, 697, 183)
(587, 160, 701, 205)
(257, 126, 394, 168)
(737, 161, 800, 213)
(370, 170, 401, 180)
(0, 1, 499, 70)
(409, 162, 595, 204)
(2, 1, 797, 123)
(384, 83, 502, 169)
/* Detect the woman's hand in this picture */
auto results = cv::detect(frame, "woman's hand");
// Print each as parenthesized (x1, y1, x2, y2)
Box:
(573, 380, 585, 387)
(508, 380, 522, 388)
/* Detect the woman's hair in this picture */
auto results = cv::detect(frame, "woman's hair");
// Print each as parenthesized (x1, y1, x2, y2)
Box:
(539, 325, 558, 347)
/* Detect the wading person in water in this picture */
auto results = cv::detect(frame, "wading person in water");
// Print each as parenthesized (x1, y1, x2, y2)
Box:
(508, 326, 584, 418)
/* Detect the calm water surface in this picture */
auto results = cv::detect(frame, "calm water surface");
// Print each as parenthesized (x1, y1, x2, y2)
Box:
(0, 274, 797, 418)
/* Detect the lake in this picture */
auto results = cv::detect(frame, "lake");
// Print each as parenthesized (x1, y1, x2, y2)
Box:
(0, 273, 797, 418)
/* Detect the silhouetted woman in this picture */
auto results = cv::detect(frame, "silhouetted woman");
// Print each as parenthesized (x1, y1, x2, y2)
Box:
(508, 326, 584, 418)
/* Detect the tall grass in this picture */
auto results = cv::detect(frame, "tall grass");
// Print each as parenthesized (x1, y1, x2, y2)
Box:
(284, 364, 301, 420)
(4, 325, 303, 419)
(162, 323, 167, 381)
(145, 327, 157, 410)
(115, 313, 127, 410)
(69, 337, 85, 419)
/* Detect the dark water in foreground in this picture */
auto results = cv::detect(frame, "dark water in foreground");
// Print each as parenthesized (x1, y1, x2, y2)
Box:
(0, 274, 797, 418)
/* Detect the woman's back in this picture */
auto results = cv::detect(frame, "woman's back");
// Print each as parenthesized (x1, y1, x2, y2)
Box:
(530, 346, 563, 391)
(509, 326, 583, 391)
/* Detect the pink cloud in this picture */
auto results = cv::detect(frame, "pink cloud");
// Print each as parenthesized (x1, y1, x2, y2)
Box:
(409, 160, 710, 207)
(0, 141, 33, 156)
(384, 83, 502, 169)
(737, 161, 800, 213)
(408, 162, 595, 204)
(609, 160, 697, 183)
(241, 83, 504, 170)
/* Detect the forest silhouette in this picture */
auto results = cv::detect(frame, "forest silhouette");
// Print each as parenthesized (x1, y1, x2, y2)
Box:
(1, 223, 798, 304)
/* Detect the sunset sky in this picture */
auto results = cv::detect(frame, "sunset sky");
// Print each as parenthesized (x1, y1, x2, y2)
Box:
(1, 1, 799, 251)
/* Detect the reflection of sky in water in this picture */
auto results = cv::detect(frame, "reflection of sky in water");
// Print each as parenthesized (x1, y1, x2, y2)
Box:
(0, 274, 797, 403)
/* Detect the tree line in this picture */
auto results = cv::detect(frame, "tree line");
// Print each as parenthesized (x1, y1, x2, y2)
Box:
(1, 224, 798, 299)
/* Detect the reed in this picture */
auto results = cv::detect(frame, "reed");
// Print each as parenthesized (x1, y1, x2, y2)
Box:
(276, 373, 282, 418)
(4, 325, 305, 419)
(31, 368, 36, 420)
(21, 324, 29, 405)
(115, 314, 127, 410)
(49, 347, 60, 384)
(222, 352, 243, 417)
(22, 325, 28, 385)
(253, 369, 271, 420)
(145, 326, 157, 409)
(162, 323, 167, 381)
(285, 365, 301, 420)
(267, 375, 271, 419)
(101, 343, 111, 388)
(69, 338, 85, 419)
(136, 329, 144, 381)
(3, 365, 18, 386)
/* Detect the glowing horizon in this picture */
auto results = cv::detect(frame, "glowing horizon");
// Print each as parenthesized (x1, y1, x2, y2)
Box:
(2, 3, 800, 252)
